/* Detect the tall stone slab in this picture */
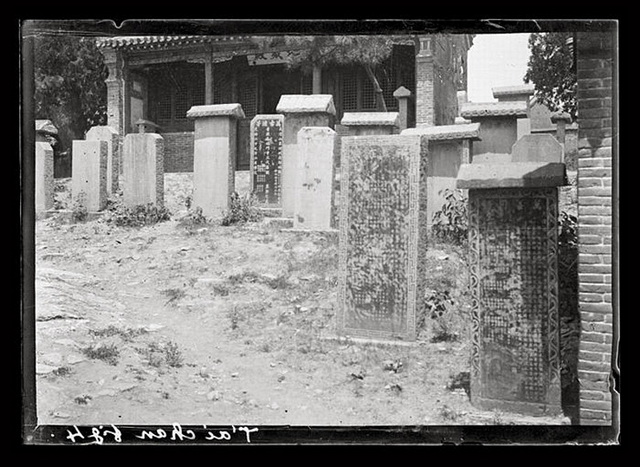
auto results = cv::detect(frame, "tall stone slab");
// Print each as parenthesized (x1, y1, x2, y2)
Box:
(187, 104, 244, 219)
(250, 114, 284, 207)
(72, 140, 108, 212)
(457, 161, 568, 416)
(294, 127, 336, 231)
(276, 95, 336, 218)
(122, 133, 164, 208)
(338, 135, 428, 341)
(35, 142, 54, 213)
(86, 126, 120, 195)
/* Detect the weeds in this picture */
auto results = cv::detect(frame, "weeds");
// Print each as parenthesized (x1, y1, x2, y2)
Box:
(71, 192, 88, 223)
(221, 192, 263, 226)
(162, 288, 186, 305)
(420, 290, 460, 343)
(81, 343, 120, 366)
(53, 366, 72, 377)
(179, 206, 208, 229)
(89, 325, 148, 342)
(431, 188, 468, 246)
(138, 341, 184, 368)
(103, 200, 171, 227)
(438, 404, 460, 422)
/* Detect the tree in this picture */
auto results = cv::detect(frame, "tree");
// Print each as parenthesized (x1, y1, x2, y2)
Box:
(524, 33, 577, 120)
(34, 34, 108, 152)
(256, 35, 395, 111)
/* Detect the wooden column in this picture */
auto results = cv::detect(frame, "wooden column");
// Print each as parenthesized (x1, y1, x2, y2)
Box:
(312, 65, 322, 94)
(204, 56, 214, 105)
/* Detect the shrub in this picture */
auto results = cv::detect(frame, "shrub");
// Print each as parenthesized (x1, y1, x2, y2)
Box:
(419, 290, 460, 343)
(103, 200, 171, 227)
(178, 206, 208, 229)
(71, 192, 88, 222)
(431, 188, 468, 245)
(81, 343, 120, 366)
(221, 192, 263, 226)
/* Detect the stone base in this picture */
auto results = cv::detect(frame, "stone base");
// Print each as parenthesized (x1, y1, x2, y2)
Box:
(262, 217, 294, 229)
(257, 206, 284, 218)
(281, 227, 339, 234)
(319, 333, 419, 348)
(471, 394, 564, 418)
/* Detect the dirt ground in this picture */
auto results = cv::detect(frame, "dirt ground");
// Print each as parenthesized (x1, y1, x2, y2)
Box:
(33, 172, 570, 427)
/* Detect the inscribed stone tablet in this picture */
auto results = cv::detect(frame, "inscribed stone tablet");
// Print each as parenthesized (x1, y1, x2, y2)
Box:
(250, 115, 284, 206)
(468, 187, 562, 415)
(338, 135, 428, 341)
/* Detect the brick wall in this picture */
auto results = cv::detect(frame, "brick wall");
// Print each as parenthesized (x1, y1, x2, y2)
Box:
(163, 132, 194, 173)
(576, 30, 617, 426)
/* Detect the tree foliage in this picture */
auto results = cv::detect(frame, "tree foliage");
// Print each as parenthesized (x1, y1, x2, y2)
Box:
(255, 35, 396, 111)
(34, 35, 108, 151)
(524, 33, 577, 119)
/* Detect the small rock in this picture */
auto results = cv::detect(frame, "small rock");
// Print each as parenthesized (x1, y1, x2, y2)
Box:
(277, 375, 286, 383)
(269, 362, 277, 368)
(231, 372, 239, 378)
(67, 354, 86, 365)
(97, 389, 117, 397)
(207, 390, 221, 401)
(270, 402, 279, 410)
(52, 411, 71, 419)
(141, 324, 165, 332)
(36, 364, 57, 375)
(438, 255, 450, 261)
(42, 352, 64, 366)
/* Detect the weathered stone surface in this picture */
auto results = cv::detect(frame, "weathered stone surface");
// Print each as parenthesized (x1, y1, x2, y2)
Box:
(86, 126, 120, 195)
(472, 153, 513, 164)
(36, 141, 54, 213)
(294, 127, 336, 231)
(72, 140, 108, 212)
(517, 118, 532, 140)
(276, 94, 336, 115)
(36, 119, 58, 137)
(491, 84, 535, 99)
(122, 133, 164, 208)
(338, 135, 428, 341)
(511, 134, 564, 163)
(191, 113, 237, 218)
(401, 122, 481, 141)
(393, 86, 412, 99)
(457, 162, 568, 189)
(186, 103, 245, 119)
(461, 101, 528, 118)
(250, 115, 284, 207)
(278, 100, 335, 218)
(340, 112, 399, 127)
(467, 187, 562, 416)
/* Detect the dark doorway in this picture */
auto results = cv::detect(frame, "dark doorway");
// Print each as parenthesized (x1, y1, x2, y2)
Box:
(260, 66, 307, 114)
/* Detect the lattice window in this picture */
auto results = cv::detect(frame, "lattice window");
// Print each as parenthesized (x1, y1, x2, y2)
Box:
(155, 88, 172, 123)
(301, 72, 313, 95)
(238, 73, 258, 119)
(361, 71, 377, 110)
(342, 68, 358, 112)
(213, 63, 233, 104)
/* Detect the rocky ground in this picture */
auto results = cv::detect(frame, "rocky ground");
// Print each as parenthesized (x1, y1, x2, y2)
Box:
(33, 172, 570, 427)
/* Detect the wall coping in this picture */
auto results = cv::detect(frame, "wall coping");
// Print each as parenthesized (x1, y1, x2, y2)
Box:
(461, 101, 528, 118)
(492, 84, 535, 98)
(401, 122, 481, 141)
(276, 94, 336, 115)
(341, 112, 399, 127)
(456, 162, 568, 189)
(186, 103, 245, 119)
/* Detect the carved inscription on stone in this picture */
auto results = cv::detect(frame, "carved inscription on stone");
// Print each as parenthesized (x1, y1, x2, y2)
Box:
(468, 188, 561, 414)
(338, 135, 427, 341)
(250, 115, 283, 206)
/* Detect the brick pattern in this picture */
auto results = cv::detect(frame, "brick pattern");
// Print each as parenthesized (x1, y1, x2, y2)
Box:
(163, 132, 194, 173)
(576, 31, 615, 426)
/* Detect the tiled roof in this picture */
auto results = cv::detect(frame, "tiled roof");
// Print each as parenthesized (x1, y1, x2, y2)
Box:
(401, 122, 481, 140)
(95, 35, 251, 49)
(491, 84, 535, 98)
(341, 112, 399, 127)
(461, 101, 528, 118)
